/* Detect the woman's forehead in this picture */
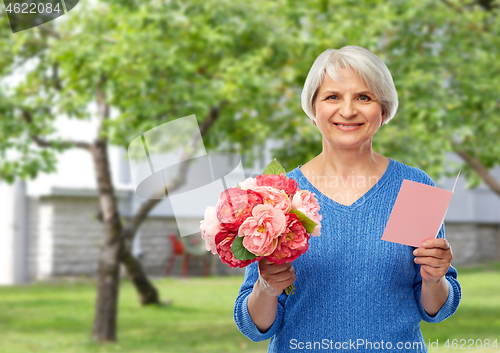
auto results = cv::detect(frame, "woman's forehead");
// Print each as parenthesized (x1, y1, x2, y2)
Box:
(319, 69, 370, 93)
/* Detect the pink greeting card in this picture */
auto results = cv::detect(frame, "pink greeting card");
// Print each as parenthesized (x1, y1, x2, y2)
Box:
(381, 171, 460, 247)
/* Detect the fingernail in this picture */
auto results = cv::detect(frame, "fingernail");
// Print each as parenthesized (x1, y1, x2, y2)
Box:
(413, 250, 417, 256)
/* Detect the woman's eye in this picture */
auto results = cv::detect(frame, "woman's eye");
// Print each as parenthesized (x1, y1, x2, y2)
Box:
(327, 95, 338, 100)
(359, 95, 371, 101)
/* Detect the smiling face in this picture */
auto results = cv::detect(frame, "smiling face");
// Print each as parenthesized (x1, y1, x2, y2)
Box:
(314, 67, 384, 150)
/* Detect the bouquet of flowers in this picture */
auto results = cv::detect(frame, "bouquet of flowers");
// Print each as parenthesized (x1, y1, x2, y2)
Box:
(200, 159, 321, 295)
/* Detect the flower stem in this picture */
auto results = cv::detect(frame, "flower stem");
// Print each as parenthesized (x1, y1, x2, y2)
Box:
(285, 283, 296, 295)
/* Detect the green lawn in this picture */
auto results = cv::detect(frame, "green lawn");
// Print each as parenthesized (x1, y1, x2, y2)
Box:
(421, 262, 500, 352)
(0, 262, 499, 353)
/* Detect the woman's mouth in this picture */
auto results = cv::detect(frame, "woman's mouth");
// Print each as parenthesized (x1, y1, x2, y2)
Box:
(333, 123, 364, 131)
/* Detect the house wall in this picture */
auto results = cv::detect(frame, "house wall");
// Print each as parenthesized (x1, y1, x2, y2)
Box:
(28, 196, 103, 280)
(0, 179, 29, 285)
(446, 223, 500, 267)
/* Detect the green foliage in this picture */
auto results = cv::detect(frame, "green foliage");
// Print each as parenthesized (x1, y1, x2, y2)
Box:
(0, 0, 304, 181)
(1, 0, 499, 190)
(374, 0, 500, 183)
(289, 209, 317, 234)
(262, 158, 286, 176)
(231, 235, 257, 261)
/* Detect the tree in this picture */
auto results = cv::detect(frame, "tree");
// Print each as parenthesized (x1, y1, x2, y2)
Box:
(0, 0, 304, 342)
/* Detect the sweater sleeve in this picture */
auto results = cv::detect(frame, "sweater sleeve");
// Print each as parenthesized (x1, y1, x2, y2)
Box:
(233, 261, 287, 342)
(413, 222, 462, 323)
(412, 171, 461, 323)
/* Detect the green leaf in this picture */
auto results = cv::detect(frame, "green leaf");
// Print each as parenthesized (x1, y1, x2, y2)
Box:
(234, 183, 242, 189)
(262, 158, 286, 176)
(290, 209, 318, 234)
(231, 235, 258, 261)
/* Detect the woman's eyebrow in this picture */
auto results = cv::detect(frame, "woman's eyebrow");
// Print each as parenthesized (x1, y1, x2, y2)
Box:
(321, 90, 374, 96)
(320, 90, 341, 96)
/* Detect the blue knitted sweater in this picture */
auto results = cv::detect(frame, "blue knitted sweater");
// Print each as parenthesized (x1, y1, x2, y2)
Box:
(233, 158, 461, 352)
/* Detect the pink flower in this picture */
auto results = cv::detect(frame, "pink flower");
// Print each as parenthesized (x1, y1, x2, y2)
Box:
(257, 173, 298, 197)
(291, 190, 322, 236)
(267, 213, 310, 265)
(238, 177, 258, 190)
(200, 207, 221, 255)
(216, 188, 263, 232)
(214, 229, 259, 268)
(239, 204, 287, 256)
(253, 186, 291, 213)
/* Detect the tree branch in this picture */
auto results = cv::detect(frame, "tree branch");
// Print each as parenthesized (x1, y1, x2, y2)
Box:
(21, 109, 91, 150)
(455, 148, 500, 197)
(440, 0, 464, 13)
(52, 62, 63, 91)
(121, 101, 228, 246)
(476, 0, 497, 11)
(441, 0, 497, 13)
(38, 25, 61, 39)
(96, 77, 109, 141)
(200, 100, 228, 136)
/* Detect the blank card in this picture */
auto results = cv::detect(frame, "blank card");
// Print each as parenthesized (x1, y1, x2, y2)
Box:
(381, 171, 460, 247)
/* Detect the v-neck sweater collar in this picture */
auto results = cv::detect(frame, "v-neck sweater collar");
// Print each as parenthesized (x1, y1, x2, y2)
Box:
(287, 157, 395, 213)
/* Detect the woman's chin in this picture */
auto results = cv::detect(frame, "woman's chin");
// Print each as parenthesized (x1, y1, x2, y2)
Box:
(323, 136, 372, 150)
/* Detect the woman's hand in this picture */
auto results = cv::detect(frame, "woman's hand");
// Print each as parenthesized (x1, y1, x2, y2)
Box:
(255, 258, 296, 297)
(413, 238, 453, 316)
(413, 238, 453, 283)
(247, 258, 296, 332)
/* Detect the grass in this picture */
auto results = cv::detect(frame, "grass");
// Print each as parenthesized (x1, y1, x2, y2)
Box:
(421, 262, 500, 352)
(0, 276, 268, 353)
(0, 262, 499, 353)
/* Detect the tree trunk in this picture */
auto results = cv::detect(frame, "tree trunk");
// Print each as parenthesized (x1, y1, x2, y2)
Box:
(91, 139, 124, 342)
(120, 248, 160, 305)
(94, 203, 161, 306)
(117, 103, 227, 305)
(455, 148, 500, 197)
(89, 101, 227, 333)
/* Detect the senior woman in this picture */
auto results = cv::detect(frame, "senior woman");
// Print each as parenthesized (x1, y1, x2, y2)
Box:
(233, 46, 461, 352)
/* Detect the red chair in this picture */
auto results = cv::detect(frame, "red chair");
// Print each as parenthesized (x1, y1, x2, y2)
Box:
(165, 233, 210, 278)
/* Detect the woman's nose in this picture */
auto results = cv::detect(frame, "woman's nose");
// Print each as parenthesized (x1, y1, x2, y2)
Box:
(339, 100, 357, 119)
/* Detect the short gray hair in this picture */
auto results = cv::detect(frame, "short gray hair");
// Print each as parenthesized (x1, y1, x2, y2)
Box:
(301, 46, 398, 125)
